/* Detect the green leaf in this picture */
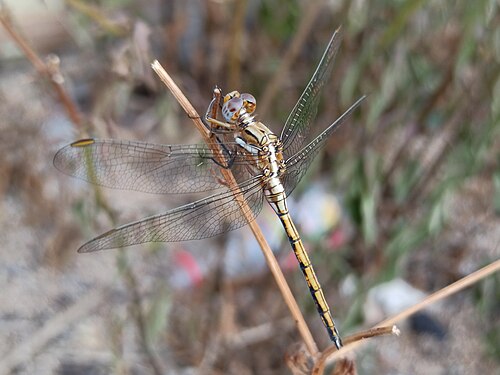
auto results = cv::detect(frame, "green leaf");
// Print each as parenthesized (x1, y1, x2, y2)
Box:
(394, 160, 420, 203)
(494, 172, 500, 215)
(361, 190, 377, 245)
(146, 288, 172, 345)
(428, 197, 445, 235)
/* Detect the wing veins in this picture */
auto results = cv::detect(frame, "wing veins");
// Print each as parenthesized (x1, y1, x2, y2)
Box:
(78, 175, 264, 252)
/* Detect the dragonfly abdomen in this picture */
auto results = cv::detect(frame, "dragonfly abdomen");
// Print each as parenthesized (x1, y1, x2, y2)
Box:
(278, 211, 343, 349)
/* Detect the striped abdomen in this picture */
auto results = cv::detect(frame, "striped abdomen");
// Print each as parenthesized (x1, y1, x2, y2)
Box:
(265, 182, 342, 349)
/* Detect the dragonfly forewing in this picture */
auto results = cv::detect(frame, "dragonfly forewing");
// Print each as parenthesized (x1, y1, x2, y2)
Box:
(280, 28, 342, 160)
(54, 138, 257, 194)
(282, 95, 366, 196)
(77, 175, 265, 252)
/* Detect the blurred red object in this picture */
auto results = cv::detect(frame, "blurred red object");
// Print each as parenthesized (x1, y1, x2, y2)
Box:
(173, 249, 203, 287)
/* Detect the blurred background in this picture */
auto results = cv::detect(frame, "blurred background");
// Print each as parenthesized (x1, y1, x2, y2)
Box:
(0, 0, 499, 374)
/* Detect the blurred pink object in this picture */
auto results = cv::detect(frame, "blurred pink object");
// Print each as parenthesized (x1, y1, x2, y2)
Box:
(173, 249, 203, 287)
(327, 228, 346, 249)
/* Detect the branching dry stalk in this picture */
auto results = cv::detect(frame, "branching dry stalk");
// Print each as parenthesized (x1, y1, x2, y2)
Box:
(344, 325, 400, 345)
(152, 60, 321, 356)
(311, 326, 398, 375)
(312, 259, 500, 374)
(0, 8, 83, 129)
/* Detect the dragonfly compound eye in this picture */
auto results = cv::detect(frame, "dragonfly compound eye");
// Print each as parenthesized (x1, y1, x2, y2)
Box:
(240, 93, 256, 113)
(223, 91, 240, 102)
(222, 97, 244, 122)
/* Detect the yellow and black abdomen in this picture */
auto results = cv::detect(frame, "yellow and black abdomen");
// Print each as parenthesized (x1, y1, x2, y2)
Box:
(277, 210, 342, 349)
(264, 183, 342, 349)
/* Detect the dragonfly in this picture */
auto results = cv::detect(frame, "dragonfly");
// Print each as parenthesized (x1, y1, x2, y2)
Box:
(54, 28, 364, 349)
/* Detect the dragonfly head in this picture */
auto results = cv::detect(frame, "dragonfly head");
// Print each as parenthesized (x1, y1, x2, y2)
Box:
(222, 91, 256, 123)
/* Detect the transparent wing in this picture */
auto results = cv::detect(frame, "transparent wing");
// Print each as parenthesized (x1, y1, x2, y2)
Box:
(54, 138, 256, 194)
(280, 28, 342, 160)
(77, 176, 264, 252)
(282, 96, 366, 196)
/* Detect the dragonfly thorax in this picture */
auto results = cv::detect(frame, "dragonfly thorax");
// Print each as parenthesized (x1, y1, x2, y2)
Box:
(221, 90, 284, 175)
(234, 119, 286, 180)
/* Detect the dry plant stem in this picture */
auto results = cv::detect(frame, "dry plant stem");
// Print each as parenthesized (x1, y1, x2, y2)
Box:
(331, 358, 357, 375)
(259, 0, 325, 118)
(0, 10, 83, 128)
(343, 325, 398, 346)
(312, 259, 500, 373)
(375, 259, 500, 328)
(151, 60, 320, 356)
(312, 326, 398, 375)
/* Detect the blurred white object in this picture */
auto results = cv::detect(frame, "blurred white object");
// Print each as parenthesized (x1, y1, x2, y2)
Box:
(294, 184, 342, 239)
(364, 278, 428, 324)
(224, 183, 342, 278)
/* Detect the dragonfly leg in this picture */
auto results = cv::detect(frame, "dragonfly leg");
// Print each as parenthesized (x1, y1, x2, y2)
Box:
(209, 140, 237, 169)
(202, 88, 239, 169)
(206, 117, 236, 130)
(203, 87, 221, 128)
(204, 87, 238, 132)
(208, 86, 222, 119)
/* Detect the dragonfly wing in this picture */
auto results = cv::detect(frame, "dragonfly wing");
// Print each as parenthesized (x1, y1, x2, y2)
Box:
(54, 138, 254, 194)
(282, 96, 366, 196)
(280, 29, 342, 160)
(77, 176, 264, 252)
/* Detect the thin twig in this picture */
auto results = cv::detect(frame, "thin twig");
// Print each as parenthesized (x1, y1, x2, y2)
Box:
(0, 8, 83, 128)
(151, 60, 320, 356)
(376, 259, 500, 328)
(344, 325, 400, 345)
(312, 325, 399, 375)
(312, 259, 500, 373)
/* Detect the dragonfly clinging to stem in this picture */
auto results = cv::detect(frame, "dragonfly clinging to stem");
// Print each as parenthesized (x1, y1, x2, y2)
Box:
(54, 28, 365, 349)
